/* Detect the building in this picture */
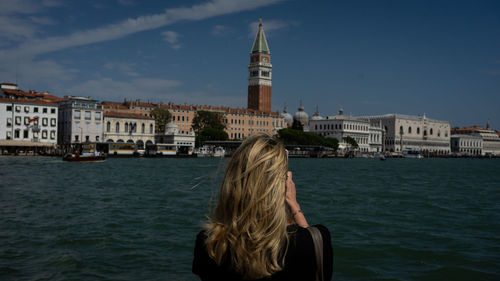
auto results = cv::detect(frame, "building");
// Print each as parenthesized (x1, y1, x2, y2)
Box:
(0, 98, 58, 153)
(293, 102, 310, 128)
(155, 122, 195, 154)
(450, 134, 483, 156)
(248, 19, 272, 113)
(363, 114, 451, 155)
(309, 108, 374, 153)
(103, 111, 155, 149)
(1, 83, 60, 154)
(58, 96, 104, 149)
(451, 122, 500, 156)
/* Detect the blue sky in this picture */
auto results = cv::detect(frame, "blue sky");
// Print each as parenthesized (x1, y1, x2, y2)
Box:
(0, 0, 499, 129)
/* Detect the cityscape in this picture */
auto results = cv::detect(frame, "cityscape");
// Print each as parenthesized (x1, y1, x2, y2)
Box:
(1, 18, 499, 157)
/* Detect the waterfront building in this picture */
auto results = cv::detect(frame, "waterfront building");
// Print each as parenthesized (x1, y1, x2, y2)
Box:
(362, 114, 451, 155)
(103, 111, 155, 149)
(0, 98, 58, 152)
(451, 122, 500, 156)
(248, 19, 272, 113)
(0, 83, 60, 153)
(450, 134, 482, 156)
(58, 96, 103, 149)
(155, 121, 195, 153)
(309, 107, 373, 153)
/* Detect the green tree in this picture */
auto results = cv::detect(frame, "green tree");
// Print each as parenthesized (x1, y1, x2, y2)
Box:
(291, 119, 304, 131)
(150, 107, 172, 133)
(277, 128, 339, 151)
(191, 110, 226, 133)
(343, 136, 359, 149)
(323, 137, 339, 150)
(198, 128, 229, 143)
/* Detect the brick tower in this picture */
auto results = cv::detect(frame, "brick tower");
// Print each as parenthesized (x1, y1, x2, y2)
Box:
(248, 19, 272, 113)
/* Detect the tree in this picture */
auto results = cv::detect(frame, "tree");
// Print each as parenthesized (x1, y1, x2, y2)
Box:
(291, 119, 304, 131)
(191, 110, 226, 134)
(198, 128, 229, 143)
(343, 136, 359, 149)
(192, 110, 227, 147)
(277, 128, 339, 152)
(151, 107, 172, 133)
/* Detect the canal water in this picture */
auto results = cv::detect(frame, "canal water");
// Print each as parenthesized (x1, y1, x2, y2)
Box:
(0, 156, 499, 280)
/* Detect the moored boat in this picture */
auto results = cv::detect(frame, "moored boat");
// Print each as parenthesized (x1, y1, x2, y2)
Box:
(63, 153, 106, 162)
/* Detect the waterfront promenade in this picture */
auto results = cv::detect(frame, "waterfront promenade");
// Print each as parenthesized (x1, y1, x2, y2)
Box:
(1, 156, 499, 280)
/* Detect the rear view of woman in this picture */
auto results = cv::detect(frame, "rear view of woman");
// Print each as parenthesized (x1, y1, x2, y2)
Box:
(193, 133, 333, 280)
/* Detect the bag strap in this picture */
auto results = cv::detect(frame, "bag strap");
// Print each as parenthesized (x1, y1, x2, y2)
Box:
(307, 226, 324, 281)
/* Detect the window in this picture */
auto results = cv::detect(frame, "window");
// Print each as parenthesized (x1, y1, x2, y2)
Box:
(75, 135, 79, 141)
(141, 123, 145, 133)
(251, 71, 259, 77)
(417, 127, 420, 134)
(408, 127, 412, 134)
(430, 128, 433, 135)
(262, 71, 270, 77)
(24, 106, 29, 113)
(85, 135, 90, 142)
(34, 107, 38, 113)
(42, 130, 48, 139)
(33, 131, 39, 138)
(24, 117, 30, 125)
(15, 106, 21, 112)
(50, 131, 56, 139)
(7, 105, 12, 111)
(50, 118, 56, 126)
(116, 122, 120, 132)
(107, 122, 111, 132)
(85, 111, 91, 120)
(96, 123, 100, 132)
(43, 108, 47, 113)
(7, 117, 12, 127)
(51, 108, 56, 114)
(42, 118, 48, 126)
(86, 123, 90, 131)
(23, 130, 29, 139)
(6, 131, 12, 139)
(95, 112, 101, 120)
(96, 136, 100, 142)
(150, 124, 153, 134)
(182, 116, 184, 122)
(74, 110, 81, 119)
(15, 116, 21, 125)
(125, 123, 129, 132)
(14, 130, 20, 138)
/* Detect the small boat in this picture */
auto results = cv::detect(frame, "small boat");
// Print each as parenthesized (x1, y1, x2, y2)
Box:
(402, 148, 423, 159)
(213, 146, 225, 157)
(63, 153, 106, 162)
(195, 145, 212, 157)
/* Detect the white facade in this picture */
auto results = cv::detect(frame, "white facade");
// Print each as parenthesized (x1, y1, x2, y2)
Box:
(103, 113, 155, 149)
(451, 134, 483, 156)
(363, 114, 451, 155)
(155, 122, 195, 151)
(309, 110, 377, 153)
(58, 96, 103, 146)
(0, 99, 58, 146)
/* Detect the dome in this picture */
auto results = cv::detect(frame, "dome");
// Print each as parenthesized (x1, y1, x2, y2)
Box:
(310, 106, 323, 121)
(165, 121, 179, 135)
(294, 102, 309, 126)
(280, 104, 293, 127)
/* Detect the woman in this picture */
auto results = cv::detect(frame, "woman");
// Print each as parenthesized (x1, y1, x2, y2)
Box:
(193, 133, 333, 280)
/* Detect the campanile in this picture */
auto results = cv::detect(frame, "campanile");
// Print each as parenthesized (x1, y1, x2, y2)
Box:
(248, 19, 272, 113)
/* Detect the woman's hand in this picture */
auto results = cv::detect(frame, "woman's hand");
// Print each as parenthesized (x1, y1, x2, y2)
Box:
(286, 171, 308, 227)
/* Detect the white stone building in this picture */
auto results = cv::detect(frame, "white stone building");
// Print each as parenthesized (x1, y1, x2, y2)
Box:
(451, 123, 500, 156)
(362, 114, 451, 155)
(451, 134, 483, 156)
(58, 96, 103, 148)
(0, 98, 58, 149)
(155, 122, 195, 153)
(103, 111, 155, 149)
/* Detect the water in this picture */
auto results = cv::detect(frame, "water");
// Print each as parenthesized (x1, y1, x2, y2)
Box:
(0, 156, 499, 281)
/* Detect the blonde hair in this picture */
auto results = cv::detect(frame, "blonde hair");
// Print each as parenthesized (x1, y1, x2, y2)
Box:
(204, 133, 289, 279)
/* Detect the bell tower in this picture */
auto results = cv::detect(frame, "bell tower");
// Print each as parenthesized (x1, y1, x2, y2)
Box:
(248, 19, 272, 113)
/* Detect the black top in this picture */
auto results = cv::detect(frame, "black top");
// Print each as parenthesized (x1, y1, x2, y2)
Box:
(192, 224, 333, 281)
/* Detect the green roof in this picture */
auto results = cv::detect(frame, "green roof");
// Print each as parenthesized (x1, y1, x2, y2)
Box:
(251, 20, 270, 54)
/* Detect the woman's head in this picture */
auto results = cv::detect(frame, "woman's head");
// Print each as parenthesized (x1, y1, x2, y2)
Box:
(205, 133, 288, 279)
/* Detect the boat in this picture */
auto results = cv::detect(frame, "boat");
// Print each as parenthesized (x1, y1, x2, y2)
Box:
(402, 148, 423, 159)
(195, 145, 212, 157)
(213, 146, 226, 157)
(63, 153, 106, 162)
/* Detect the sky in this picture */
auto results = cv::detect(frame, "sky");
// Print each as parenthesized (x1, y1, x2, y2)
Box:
(0, 0, 499, 129)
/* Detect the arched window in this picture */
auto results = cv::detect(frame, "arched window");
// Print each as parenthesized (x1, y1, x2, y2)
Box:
(116, 122, 120, 132)
(408, 126, 412, 134)
(125, 123, 129, 133)
(106, 121, 111, 132)
(150, 124, 153, 134)
(430, 128, 433, 135)
(399, 126, 404, 135)
(141, 123, 145, 133)
(417, 127, 420, 134)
